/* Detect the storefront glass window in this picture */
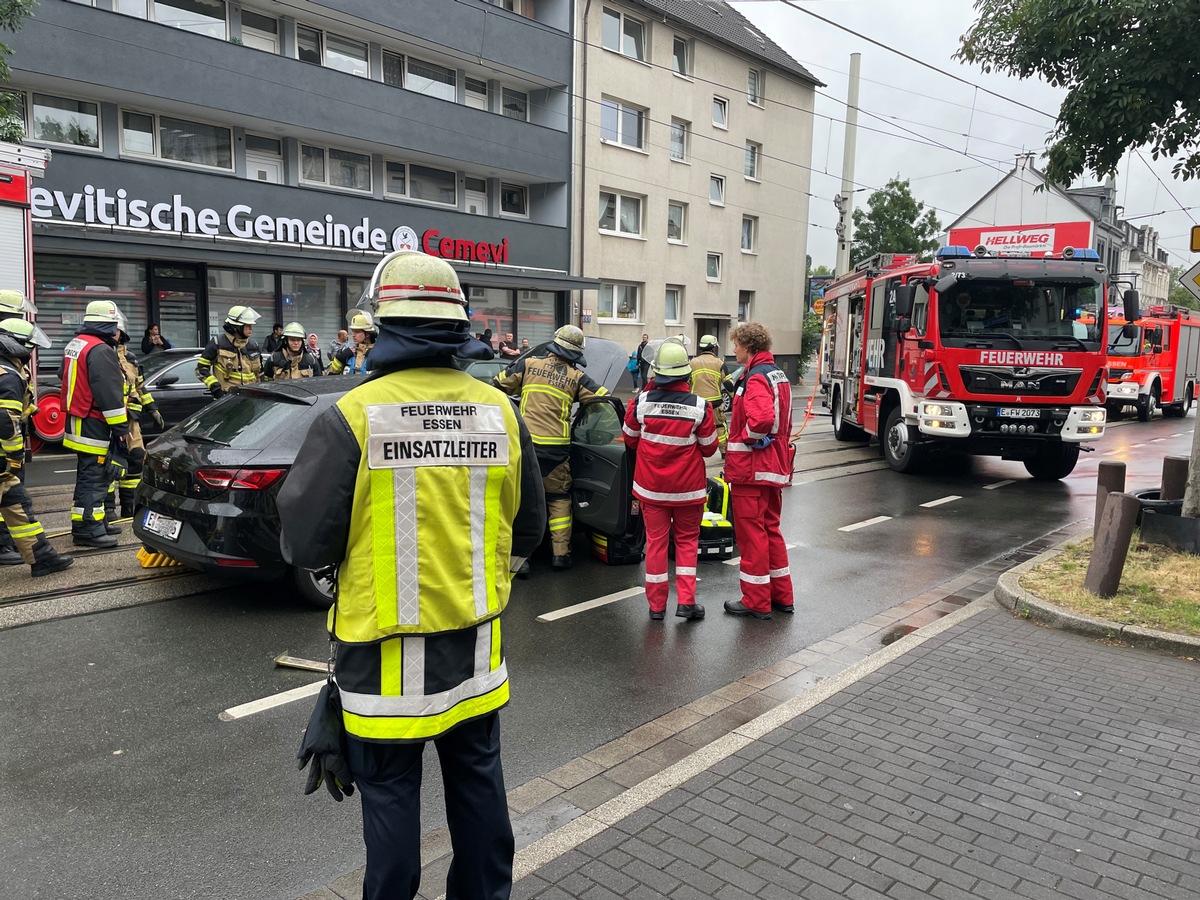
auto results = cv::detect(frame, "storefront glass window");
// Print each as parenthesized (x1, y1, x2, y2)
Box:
(517, 289, 557, 346)
(282, 274, 342, 354)
(208, 268, 275, 341)
(33, 255, 147, 373)
(467, 288, 511, 349)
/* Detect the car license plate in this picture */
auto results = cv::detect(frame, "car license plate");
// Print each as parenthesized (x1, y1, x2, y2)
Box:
(144, 510, 182, 542)
(997, 408, 1040, 419)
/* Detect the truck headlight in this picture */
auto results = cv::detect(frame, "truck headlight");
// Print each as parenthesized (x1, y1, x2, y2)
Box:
(923, 403, 955, 417)
(1078, 409, 1106, 423)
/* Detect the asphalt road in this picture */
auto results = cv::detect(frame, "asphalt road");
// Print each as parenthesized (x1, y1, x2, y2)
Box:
(1, 409, 1194, 900)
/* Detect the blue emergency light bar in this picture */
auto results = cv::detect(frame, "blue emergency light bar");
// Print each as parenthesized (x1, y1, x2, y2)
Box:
(935, 245, 973, 259)
(1060, 247, 1100, 261)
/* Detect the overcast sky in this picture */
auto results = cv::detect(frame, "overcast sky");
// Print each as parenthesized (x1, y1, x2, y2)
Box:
(732, 0, 1200, 274)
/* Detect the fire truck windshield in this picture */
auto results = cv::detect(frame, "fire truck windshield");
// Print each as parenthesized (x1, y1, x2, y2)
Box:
(936, 280, 1101, 349)
(1106, 323, 1142, 356)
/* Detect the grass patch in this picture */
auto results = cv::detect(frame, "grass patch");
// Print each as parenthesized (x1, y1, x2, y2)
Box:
(1020, 536, 1200, 637)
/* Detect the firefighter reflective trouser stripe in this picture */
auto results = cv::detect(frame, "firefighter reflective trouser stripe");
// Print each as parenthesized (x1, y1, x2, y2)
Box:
(64, 414, 113, 456)
(0, 473, 44, 564)
(72, 452, 111, 537)
(118, 423, 144, 515)
(543, 458, 572, 556)
(642, 501, 703, 612)
(730, 483, 792, 614)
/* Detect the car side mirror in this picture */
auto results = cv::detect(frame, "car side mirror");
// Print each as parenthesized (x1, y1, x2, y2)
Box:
(157, 374, 180, 387)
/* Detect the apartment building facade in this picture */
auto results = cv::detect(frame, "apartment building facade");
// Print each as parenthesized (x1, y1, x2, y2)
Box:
(13, 0, 588, 370)
(573, 0, 820, 372)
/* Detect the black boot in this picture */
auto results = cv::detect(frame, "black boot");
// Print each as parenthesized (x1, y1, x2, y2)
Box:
(105, 521, 123, 535)
(73, 530, 117, 549)
(0, 544, 22, 566)
(675, 604, 705, 621)
(551, 554, 572, 570)
(32, 540, 75, 577)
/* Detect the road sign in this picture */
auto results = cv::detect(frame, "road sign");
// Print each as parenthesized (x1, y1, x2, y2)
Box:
(1192, 225, 1200, 253)
(813, 298, 826, 315)
(1182, 259, 1200, 304)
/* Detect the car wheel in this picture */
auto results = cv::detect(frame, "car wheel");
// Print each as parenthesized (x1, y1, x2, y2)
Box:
(1023, 442, 1080, 481)
(882, 406, 924, 474)
(293, 565, 336, 608)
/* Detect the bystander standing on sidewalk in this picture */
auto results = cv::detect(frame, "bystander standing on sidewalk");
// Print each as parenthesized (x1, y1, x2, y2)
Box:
(626, 351, 641, 392)
(636, 332, 651, 390)
(328, 329, 349, 361)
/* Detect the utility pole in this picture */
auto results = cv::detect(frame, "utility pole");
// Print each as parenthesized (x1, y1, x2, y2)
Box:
(834, 52, 861, 276)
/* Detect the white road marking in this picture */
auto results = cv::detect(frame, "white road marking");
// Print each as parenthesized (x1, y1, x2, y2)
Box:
(1131, 443, 1145, 448)
(920, 495, 961, 508)
(537, 587, 644, 622)
(219, 679, 324, 721)
(838, 516, 892, 532)
(983, 480, 1016, 490)
(722, 543, 797, 567)
(53, 469, 75, 474)
(1174, 432, 1188, 437)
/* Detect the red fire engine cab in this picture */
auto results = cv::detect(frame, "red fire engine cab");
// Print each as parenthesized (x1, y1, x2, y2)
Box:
(819, 245, 1138, 480)
(1104, 304, 1200, 421)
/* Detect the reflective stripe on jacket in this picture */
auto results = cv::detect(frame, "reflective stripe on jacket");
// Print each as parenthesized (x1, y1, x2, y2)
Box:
(196, 334, 263, 391)
(623, 381, 717, 505)
(62, 333, 128, 454)
(266, 349, 317, 380)
(329, 341, 371, 375)
(0, 364, 25, 459)
(689, 353, 728, 402)
(493, 351, 607, 446)
(724, 351, 793, 486)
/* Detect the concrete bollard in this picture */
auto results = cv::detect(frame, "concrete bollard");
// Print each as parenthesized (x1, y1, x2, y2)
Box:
(1162, 456, 1188, 502)
(1094, 461, 1126, 541)
(1084, 492, 1140, 598)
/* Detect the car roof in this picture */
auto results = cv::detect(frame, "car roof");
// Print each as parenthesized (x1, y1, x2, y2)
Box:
(239, 374, 368, 402)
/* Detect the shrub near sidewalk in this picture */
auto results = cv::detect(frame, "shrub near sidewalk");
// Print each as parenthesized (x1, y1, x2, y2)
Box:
(1021, 537, 1200, 638)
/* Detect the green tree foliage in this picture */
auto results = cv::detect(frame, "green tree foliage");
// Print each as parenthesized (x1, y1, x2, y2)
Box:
(1169, 266, 1200, 310)
(0, 0, 35, 143)
(850, 178, 942, 266)
(798, 310, 822, 379)
(957, 1, 1200, 184)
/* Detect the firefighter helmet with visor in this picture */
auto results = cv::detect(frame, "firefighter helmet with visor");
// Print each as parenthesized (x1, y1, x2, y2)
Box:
(346, 309, 378, 335)
(282, 322, 307, 340)
(653, 336, 691, 377)
(366, 250, 468, 324)
(0, 316, 51, 350)
(83, 300, 121, 323)
(0, 289, 36, 317)
(225, 305, 262, 328)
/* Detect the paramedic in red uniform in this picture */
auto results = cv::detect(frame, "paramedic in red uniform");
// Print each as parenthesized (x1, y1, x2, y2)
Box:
(723, 323, 794, 619)
(623, 337, 717, 621)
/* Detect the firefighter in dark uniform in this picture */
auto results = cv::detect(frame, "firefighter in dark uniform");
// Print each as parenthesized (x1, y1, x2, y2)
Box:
(0, 289, 37, 567)
(278, 249, 545, 900)
(114, 315, 164, 519)
(493, 324, 608, 569)
(264, 321, 320, 380)
(328, 310, 377, 374)
(60, 299, 129, 548)
(689, 333, 732, 452)
(196, 305, 264, 397)
(0, 317, 74, 576)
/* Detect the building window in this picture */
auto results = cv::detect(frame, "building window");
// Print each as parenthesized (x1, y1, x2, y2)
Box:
(29, 94, 100, 149)
(709, 174, 725, 205)
(669, 118, 689, 161)
(245, 134, 283, 183)
(707, 253, 722, 282)
(745, 142, 761, 180)
(600, 97, 645, 150)
(742, 216, 758, 253)
(712, 96, 728, 129)
(602, 7, 645, 61)
(150, 0, 227, 38)
(120, 110, 232, 170)
(501, 183, 528, 217)
(394, 56, 457, 103)
(296, 25, 323, 64)
(738, 290, 753, 321)
(748, 68, 763, 105)
(599, 282, 641, 320)
(664, 286, 682, 324)
(409, 164, 457, 205)
(324, 32, 369, 78)
(667, 201, 687, 243)
(301, 145, 371, 192)
(598, 191, 642, 236)
(465, 176, 488, 215)
(240, 10, 277, 52)
(672, 37, 690, 76)
(501, 88, 528, 121)
(465, 77, 489, 110)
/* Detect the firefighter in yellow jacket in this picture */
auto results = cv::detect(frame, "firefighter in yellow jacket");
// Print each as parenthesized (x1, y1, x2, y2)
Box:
(264, 321, 320, 380)
(689, 334, 732, 451)
(0, 290, 38, 566)
(493, 324, 608, 569)
(278, 249, 545, 900)
(328, 310, 377, 374)
(195, 305, 264, 397)
(114, 315, 164, 519)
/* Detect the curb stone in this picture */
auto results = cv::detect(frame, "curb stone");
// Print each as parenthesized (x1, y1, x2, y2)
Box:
(994, 527, 1200, 657)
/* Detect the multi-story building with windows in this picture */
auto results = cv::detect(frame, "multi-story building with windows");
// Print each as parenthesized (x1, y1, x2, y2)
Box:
(573, 0, 820, 372)
(13, 0, 590, 371)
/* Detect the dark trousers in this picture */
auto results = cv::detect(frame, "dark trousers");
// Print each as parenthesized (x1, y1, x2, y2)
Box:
(347, 712, 514, 900)
(71, 452, 110, 537)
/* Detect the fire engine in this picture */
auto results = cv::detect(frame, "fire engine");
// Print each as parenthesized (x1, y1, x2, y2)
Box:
(819, 245, 1137, 480)
(1103, 304, 1200, 421)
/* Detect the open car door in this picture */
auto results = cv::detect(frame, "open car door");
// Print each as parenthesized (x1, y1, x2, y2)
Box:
(570, 396, 632, 536)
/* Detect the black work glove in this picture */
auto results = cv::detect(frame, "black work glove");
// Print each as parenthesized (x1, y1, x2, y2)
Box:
(296, 681, 355, 802)
(209, 385, 226, 399)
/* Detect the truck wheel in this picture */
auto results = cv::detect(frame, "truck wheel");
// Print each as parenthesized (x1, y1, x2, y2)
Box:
(882, 407, 924, 473)
(831, 388, 867, 441)
(292, 565, 336, 608)
(1023, 443, 1080, 481)
(1137, 384, 1159, 422)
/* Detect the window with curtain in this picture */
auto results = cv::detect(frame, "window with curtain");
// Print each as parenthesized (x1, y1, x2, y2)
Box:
(598, 191, 641, 236)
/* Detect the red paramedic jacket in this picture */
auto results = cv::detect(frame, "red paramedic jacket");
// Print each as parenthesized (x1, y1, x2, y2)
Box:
(61, 333, 128, 428)
(622, 380, 717, 505)
(724, 350, 792, 487)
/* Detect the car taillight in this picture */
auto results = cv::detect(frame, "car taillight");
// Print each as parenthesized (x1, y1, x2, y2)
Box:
(195, 467, 288, 491)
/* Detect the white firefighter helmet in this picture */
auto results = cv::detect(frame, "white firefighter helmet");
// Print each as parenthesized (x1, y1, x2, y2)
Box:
(653, 336, 691, 377)
(551, 325, 585, 362)
(346, 309, 378, 335)
(0, 289, 36, 316)
(282, 321, 306, 340)
(225, 305, 261, 327)
(366, 250, 468, 324)
(83, 299, 121, 323)
(698, 334, 718, 352)
(0, 316, 51, 349)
